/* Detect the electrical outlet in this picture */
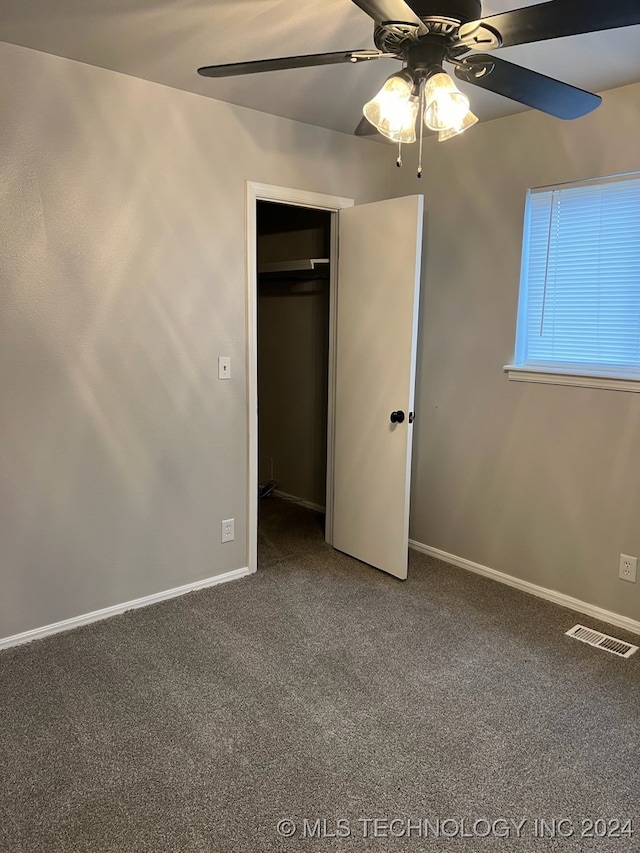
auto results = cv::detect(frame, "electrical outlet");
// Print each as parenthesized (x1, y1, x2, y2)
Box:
(618, 554, 637, 583)
(221, 518, 234, 543)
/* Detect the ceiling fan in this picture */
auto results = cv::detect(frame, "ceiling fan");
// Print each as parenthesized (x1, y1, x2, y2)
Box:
(198, 0, 640, 169)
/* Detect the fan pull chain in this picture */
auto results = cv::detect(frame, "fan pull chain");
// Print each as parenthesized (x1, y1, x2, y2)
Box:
(417, 79, 425, 178)
(397, 141, 402, 168)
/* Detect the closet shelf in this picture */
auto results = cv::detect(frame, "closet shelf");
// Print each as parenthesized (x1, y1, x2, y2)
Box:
(258, 259, 330, 281)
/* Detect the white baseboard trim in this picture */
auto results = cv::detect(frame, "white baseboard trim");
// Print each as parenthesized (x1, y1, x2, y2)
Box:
(272, 489, 326, 514)
(0, 565, 254, 651)
(409, 540, 640, 637)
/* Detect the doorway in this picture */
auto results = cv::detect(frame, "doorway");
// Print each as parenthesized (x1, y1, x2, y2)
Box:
(247, 184, 423, 579)
(256, 201, 332, 528)
(246, 183, 355, 574)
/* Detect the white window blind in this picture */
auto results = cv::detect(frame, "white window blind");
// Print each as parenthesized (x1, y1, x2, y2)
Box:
(513, 173, 640, 380)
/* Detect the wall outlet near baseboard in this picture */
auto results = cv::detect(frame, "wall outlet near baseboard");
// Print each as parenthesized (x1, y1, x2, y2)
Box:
(619, 554, 637, 583)
(221, 518, 235, 543)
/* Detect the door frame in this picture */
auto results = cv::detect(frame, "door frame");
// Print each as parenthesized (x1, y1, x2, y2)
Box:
(245, 182, 354, 574)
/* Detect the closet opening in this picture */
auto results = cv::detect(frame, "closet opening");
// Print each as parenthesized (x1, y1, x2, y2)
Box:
(256, 201, 333, 545)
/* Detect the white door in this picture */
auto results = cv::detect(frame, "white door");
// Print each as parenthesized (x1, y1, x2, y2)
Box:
(332, 195, 423, 579)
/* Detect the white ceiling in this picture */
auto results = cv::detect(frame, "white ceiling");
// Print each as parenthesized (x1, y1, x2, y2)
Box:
(2, 0, 640, 135)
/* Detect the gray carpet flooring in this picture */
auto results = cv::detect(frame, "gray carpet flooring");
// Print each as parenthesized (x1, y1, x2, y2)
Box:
(1, 497, 639, 852)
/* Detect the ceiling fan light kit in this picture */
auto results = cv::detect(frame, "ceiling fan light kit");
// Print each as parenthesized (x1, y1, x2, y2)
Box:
(198, 0, 640, 175)
(437, 107, 478, 141)
(422, 70, 471, 130)
(363, 64, 479, 166)
(363, 70, 419, 142)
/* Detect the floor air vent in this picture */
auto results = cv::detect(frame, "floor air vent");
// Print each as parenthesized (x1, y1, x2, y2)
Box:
(566, 624, 638, 659)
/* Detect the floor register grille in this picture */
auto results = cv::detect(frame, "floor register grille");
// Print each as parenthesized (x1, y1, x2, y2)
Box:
(565, 624, 638, 658)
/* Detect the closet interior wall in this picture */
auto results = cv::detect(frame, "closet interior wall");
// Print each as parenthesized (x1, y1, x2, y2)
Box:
(257, 202, 332, 511)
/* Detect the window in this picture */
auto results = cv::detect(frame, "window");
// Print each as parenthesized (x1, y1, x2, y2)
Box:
(506, 172, 640, 391)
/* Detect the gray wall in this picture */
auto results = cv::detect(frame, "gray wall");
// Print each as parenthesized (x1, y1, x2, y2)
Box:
(401, 81, 640, 623)
(0, 41, 394, 639)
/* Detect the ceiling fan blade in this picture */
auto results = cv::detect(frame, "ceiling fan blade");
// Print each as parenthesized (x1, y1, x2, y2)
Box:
(454, 54, 602, 119)
(355, 116, 379, 135)
(458, 0, 640, 51)
(198, 50, 390, 78)
(350, 0, 428, 34)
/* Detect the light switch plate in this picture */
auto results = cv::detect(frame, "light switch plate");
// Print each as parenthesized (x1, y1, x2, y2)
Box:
(218, 357, 231, 380)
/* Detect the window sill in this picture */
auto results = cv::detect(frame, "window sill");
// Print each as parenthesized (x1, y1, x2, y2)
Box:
(503, 365, 640, 393)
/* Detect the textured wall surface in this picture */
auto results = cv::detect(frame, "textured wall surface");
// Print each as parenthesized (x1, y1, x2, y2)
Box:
(402, 81, 640, 622)
(0, 42, 394, 639)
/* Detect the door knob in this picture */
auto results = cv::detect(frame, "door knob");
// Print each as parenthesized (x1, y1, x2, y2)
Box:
(390, 410, 405, 424)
